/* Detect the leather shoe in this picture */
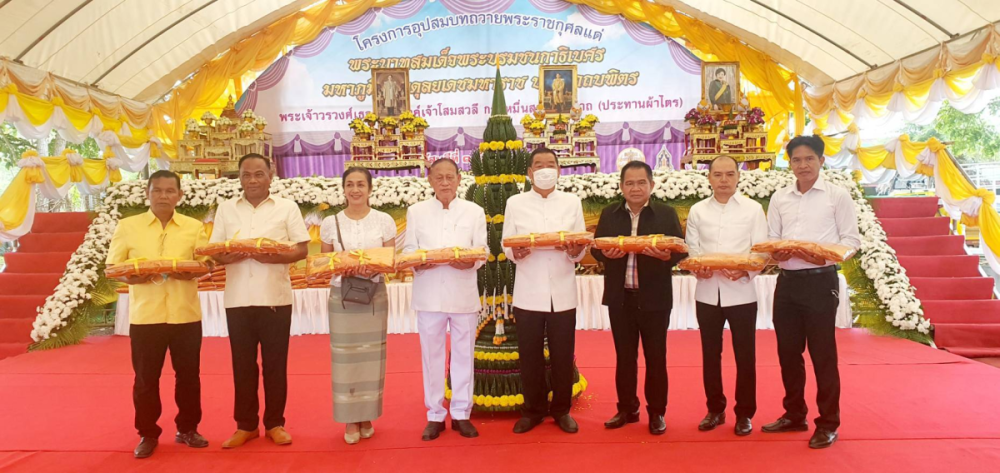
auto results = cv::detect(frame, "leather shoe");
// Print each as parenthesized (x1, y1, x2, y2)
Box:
(222, 429, 260, 449)
(265, 426, 292, 446)
(762, 417, 809, 433)
(698, 412, 726, 431)
(513, 417, 544, 434)
(133, 437, 157, 459)
(809, 429, 838, 449)
(421, 421, 445, 441)
(734, 417, 753, 436)
(649, 415, 666, 435)
(555, 414, 579, 434)
(175, 430, 208, 448)
(451, 419, 479, 438)
(604, 411, 640, 429)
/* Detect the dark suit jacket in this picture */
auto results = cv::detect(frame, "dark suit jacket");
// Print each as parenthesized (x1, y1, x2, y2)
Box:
(591, 201, 686, 312)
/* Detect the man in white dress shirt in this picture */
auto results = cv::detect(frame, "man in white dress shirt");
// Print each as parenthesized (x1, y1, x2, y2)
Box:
(685, 156, 768, 437)
(503, 148, 587, 435)
(761, 136, 860, 449)
(209, 154, 311, 449)
(403, 158, 488, 441)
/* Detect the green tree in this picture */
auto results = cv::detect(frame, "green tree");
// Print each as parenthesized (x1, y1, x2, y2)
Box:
(0, 123, 35, 169)
(902, 98, 1000, 162)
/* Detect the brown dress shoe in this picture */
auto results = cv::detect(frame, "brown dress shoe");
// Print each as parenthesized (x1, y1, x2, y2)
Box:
(266, 426, 292, 446)
(222, 429, 260, 449)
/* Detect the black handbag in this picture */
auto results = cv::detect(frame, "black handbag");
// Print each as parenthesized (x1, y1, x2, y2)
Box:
(334, 214, 378, 308)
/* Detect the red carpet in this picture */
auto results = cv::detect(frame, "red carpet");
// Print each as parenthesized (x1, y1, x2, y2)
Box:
(873, 197, 1000, 358)
(0, 212, 90, 360)
(1, 330, 999, 472)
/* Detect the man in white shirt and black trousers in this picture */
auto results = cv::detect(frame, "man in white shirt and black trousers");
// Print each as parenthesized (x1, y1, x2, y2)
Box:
(763, 136, 860, 449)
(503, 148, 587, 435)
(592, 161, 685, 436)
(209, 154, 312, 449)
(685, 155, 768, 437)
(403, 158, 488, 441)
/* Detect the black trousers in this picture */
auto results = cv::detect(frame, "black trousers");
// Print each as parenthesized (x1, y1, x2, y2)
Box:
(608, 291, 669, 416)
(130, 321, 202, 438)
(515, 306, 576, 419)
(226, 305, 293, 431)
(696, 301, 757, 419)
(773, 270, 841, 431)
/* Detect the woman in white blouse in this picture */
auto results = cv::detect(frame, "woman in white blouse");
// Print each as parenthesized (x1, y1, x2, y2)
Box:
(320, 167, 397, 445)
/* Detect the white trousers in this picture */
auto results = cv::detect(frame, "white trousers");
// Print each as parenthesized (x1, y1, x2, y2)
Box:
(417, 311, 478, 422)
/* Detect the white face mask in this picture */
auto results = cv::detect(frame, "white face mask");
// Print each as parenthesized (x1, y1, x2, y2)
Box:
(532, 168, 558, 190)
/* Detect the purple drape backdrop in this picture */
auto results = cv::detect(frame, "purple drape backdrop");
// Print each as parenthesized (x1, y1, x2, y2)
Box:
(275, 121, 688, 178)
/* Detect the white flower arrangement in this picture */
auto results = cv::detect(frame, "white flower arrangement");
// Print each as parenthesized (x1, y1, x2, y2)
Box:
(200, 112, 216, 121)
(254, 116, 268, 126)
(242, 110, 256, 120)
(238, 121, 256, 133)
(30, 169, 929, 344)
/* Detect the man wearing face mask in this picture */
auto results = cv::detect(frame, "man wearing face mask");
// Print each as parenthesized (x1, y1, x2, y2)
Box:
(503, 148, 587, 435)
(404, 158, 488, 441)
(592, 161, 684, 436)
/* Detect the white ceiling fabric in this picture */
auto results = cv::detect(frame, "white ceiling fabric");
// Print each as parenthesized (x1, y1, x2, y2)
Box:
(0, 0, 997, 105)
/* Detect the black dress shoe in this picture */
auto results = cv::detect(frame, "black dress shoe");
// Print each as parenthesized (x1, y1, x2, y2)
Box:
(175, 431, 209, 448)
(734, 417, 753, 436)
(698, 412, 726, 431)
(451, 419, 479, 438)
(555, 415, 579, 434)
(809, 429, 838, 449)
(421, 421, 446, 441)
(604, 411, 640, 429)
(513, 417, 543, 434)
(134, 437, 158, 459)
(762, 417, 809, 433)
(649, 415, 666, 435)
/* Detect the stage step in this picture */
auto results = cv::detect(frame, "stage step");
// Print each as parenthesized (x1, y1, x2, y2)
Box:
(910, 277, 995, 301)
(872, 196, 939, 219)
(0, 274, 63, 296)
(0, 319, 34, 344)
(0, 295, 47, 320)
(897, 255, 981, 278)
(16, 232, 87, 253)
(2, 252, 75, 274)
(922, 301, 1000, 324)
(934, 323, 1000, 354)
(30, 212, 92, 234)
(879, 217, 951, 237)
(886, 236, 966, 256)
(0, 343, 27, 361)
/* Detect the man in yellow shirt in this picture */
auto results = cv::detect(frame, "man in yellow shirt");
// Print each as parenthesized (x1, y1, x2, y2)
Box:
(106, 170, 210, 459)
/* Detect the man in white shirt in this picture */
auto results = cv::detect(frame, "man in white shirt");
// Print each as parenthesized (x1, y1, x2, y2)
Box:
(503, 148, 587, 435)
(209, 154, 311, 449)
(685, 156, 768, 437)
(403, 159, 488, 441)
(762, 136, 861, 449)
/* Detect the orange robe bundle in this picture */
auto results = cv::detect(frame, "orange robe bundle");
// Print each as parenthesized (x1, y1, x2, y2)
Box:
(396, 247, 488, 270)
(306, 247, 396, 280)
(105, 259, 211, 279)
(593, 235, 689, 254)
(502, 231, 594, 248)
(751, 240, 857, 263)
(678, 253, 771, 272)
(195, 238, 298, 257)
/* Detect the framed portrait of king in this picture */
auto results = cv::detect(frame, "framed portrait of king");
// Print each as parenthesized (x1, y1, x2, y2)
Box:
(371, 68, 410, 118)
(701, 62, 740, 112)
(539, 65, 577, 117)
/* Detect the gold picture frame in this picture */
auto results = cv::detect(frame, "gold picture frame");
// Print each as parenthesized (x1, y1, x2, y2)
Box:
(539, 65, 577, 117)
(701, 61, 740, 112)
(371, 68, 410, 118)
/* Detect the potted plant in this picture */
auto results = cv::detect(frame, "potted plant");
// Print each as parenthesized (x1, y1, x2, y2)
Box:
(254, 115, 268, 131)
(238, 121, 256, 136)
(747, 107, 765, 131)
(400, 123, 417, 139)
(684, 108, 702, 127)
(364, 112, 379, 128)
(695, 113, 716, 132)
(242, 109, 256, 123)
(399, 111, 416, 124)
(529, 121, 546, 137)
(349, 118, 371, 140)
(379, 116, 399, 134)
(412, 116, 429, 134)
(201, 112, 216, 128)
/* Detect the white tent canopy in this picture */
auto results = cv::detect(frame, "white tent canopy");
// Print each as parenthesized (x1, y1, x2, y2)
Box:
(1, 0, 999, 107)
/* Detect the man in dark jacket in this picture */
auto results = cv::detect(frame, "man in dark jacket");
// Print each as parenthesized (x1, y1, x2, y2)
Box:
(592, 161, 685, 435)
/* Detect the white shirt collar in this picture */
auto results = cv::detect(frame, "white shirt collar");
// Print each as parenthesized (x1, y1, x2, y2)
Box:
(792, 174, 828, 196)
